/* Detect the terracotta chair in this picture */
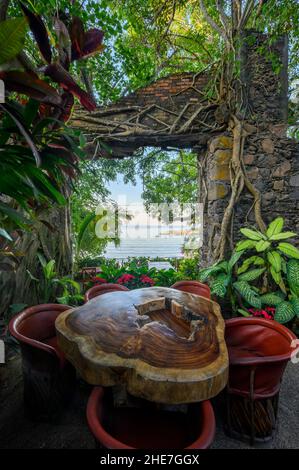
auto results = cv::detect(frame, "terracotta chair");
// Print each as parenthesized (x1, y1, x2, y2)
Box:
(225, 317, 298, 444)
(9, 303, 76, 420)
(171, 280, 211, 299)
(84, 283, 129, 303)
(87, 386, 216, 449)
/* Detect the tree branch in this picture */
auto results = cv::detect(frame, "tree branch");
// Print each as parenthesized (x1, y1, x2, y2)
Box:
(0, 0, 10, 21)
(199, 0, 228, 44)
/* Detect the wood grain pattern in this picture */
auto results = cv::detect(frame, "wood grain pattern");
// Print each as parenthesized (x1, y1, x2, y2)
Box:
(56, 287, 228, 404)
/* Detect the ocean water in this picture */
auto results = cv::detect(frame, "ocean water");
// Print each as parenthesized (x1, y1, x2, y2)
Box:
(103, 224, 187, 259)
(104, 236, 185, 259)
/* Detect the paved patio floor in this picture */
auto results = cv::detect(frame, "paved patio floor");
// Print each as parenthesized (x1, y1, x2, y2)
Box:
(0, 349, 298, 449)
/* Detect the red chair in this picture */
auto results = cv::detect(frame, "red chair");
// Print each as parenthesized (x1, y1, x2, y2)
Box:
(9, 304, 76, 420)
(171, 280, 211, 299)
(225, 317, 298, 444)
(84, 283, 129, 303)
(87, 386, 216, 449)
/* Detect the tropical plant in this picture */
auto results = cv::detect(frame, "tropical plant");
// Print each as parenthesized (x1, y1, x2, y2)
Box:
(0, 5, 104, 246)
(199, 217, 299, 326)
(28, 253, 83, 305)
(236, 217, 299, 291)
(198, 250, 265, 312)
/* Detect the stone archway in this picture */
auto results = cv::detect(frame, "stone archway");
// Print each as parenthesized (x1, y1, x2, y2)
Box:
(72, 31, 299, 265)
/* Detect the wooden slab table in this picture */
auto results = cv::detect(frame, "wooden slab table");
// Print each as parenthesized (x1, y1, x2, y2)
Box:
(56, 287, 228, 404)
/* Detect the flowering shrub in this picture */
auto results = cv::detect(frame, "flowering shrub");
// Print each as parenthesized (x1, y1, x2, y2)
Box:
(140, 275, 155, 286)
(117, 273, 155, 289)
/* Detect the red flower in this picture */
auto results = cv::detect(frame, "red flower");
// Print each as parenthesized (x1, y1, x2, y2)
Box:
(140, 275, 155, 285)
(117, 274, 135, 284)
(248, 306, 275, 320)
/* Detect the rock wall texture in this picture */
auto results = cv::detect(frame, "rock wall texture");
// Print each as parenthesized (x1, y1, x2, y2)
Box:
(203, 32, 299, 264)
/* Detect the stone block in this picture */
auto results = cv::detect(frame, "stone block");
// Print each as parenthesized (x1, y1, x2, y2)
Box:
(209, 136, 233, 153)
(210, 165, 230, 181)
(214, 149, 232, 165)
(208, 183, 228, 201)
(247, 168, 259, 179)
(290, 173, 299, 187)
(261, 138, 275, 154)
(273, 180, 284, 191)
(272, 161, 291, 177)
(244, 154, 255, 165)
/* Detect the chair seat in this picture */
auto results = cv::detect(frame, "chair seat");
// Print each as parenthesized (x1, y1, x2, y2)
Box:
(43, 336, 66, 366)
(228, 344, 265, 361)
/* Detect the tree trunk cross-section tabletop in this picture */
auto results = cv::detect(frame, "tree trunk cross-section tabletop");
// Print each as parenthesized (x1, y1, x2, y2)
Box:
(56, 287, 228, 404)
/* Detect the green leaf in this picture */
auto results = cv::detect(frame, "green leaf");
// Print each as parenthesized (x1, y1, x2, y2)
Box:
(77, 211, 96, 252)
(287, 259, 299, 296)
(0, 228, 13, 241)
(267, 251, 282, 272)
(270, 265, 282, 286)
(0, 18, 28, 65)
(238, 267, 266, 281)
(44, 259, 56, 280)
(270, 232, 297, 241)
(240, 228, 266, 241)
(260, 293, 285, 307)
(37, 252, 47, 268)
(266, 217, 284, 238)
(274, 301, 295, 324)
(228, 250, 244, 271)
(233, 281, 262, 308)
(26, 269, 39, 282)
(238, 308, 251, 317)
(278, 243, 299, 259)
(235, 239, 256, 252)
(210, 277, 228, 297)
(255, 240, 271, 252)
(290, 298, 299, 318)
(237, 256, 265, 274)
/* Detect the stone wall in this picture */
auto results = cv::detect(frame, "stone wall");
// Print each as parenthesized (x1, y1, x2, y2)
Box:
(202, 32, 299, 264)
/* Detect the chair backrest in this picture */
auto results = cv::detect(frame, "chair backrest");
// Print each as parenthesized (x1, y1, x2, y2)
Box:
(84, 283, 129, 302)
(9, 304, 70, 343)
(171, 281, 211, 299)
(225, 317, 298, 398)
(87, 386, 216, 449)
